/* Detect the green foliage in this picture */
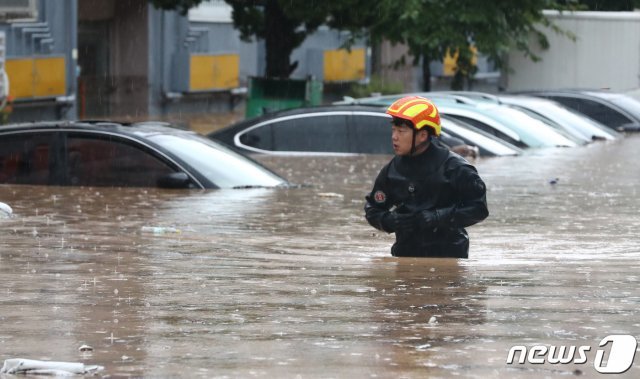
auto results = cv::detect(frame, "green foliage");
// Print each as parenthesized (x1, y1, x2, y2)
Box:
(225, 0, 333, 78)
(335, 0, 583, 90)
(451, 48, 478, 91)
(148, 0, 592, 89)
(147, 0, 365, 78)
(348, 76, 404, 98)
(148, 0, 205, 15)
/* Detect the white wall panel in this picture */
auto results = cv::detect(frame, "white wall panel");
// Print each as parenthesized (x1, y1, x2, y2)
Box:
(505, 11, 640, 91)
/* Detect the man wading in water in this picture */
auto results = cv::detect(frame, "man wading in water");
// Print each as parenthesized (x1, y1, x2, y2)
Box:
(364, 96, 489, 257)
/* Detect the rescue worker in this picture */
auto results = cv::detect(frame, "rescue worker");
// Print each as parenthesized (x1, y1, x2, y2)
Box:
(364, 96, 489, 258)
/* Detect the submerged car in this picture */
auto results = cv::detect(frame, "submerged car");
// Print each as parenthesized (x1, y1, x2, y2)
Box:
(0, 121, 288, 189)
(336, 93, 579, 148)
(438, 101, 579, 148)
(433, 92, 620, 142)
(209, 105, 523, 157)
(522, 90, 640, 132)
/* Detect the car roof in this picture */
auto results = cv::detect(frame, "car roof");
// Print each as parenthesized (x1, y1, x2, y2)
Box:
(210, 105, 389, 136)
(516, 88, 622, 99)
(0, 120, 202, 140)
(334, 92, 476, 107)
(244, 104, 388, 119)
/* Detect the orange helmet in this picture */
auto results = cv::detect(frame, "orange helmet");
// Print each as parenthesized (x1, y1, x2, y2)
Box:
(386, 96, 441, 136)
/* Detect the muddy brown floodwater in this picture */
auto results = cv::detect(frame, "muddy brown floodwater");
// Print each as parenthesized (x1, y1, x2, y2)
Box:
(1, 135, 639, 378)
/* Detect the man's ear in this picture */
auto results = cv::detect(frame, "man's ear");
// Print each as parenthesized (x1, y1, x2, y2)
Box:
(418, 129, 430, 142)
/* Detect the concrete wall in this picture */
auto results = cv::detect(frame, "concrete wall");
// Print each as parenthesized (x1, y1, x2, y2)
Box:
(112, 0, 148, 117)
(148, 5, 253, 118)
(1, 0, 77, 122)
(3, 0, 371, 121)
(289, 25, 368, 81)
(505, 11, 640, 92)
(378, 41, 417, 92)
(149, 3, 369, 118)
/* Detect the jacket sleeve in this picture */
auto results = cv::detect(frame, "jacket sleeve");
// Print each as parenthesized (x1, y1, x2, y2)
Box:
(364, 165, 393, 233)
(433, 164, 489, 229)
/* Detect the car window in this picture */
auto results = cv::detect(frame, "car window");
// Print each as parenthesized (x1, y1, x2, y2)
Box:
(148, 134, 286, 188)
(549, 96, 633, 128)
(448, 115, 525, 147)
(0, 132, 56, 185)
(443, 118, 524, 156)
(240, 124, 273, 151)
(270, 115, 349, 152)
(605, 95, 640, 121)
(350, 114, 393, 154)
(507, 104, 586, 143)
(66, 134, 176, 187)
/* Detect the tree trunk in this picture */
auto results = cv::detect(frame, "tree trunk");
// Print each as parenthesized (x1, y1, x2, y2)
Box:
(421, 55, 431, 92)
(264, 0, 297, 78)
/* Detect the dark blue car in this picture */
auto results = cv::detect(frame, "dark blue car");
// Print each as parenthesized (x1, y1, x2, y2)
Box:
(0, 121, 288, 189)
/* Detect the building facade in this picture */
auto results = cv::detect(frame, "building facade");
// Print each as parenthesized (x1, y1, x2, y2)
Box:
(0, 0, 369, 123)
(0, 0, 77, 122)
(504, 11, 640, 92)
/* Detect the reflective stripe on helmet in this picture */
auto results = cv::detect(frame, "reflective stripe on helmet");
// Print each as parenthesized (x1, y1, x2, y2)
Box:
(386, 96, 441, 136)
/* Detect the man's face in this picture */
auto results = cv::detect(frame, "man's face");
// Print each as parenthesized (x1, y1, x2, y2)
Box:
(392, 123, 427, 156)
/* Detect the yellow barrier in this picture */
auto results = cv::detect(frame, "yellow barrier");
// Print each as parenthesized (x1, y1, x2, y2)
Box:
(189, 54, 239, 91)
(443, 46, 478, 77)
(34, 57, 66, 97)
(323, 48, 366, 82)
(5, 56, 66, 99)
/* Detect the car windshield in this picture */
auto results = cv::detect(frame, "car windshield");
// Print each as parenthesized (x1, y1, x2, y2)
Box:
(148, 133, 286, 188)
(441, 118, 521, 156)
(533, 102, 617, 138)
(608, 95, 640, 120)
(505, 104, 589, 144)
(479, 105, 577, 148)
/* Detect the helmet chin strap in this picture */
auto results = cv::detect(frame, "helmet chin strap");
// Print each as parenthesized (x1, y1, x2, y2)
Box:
(410, 129, 417, 155)
(410, 129, 429, 156)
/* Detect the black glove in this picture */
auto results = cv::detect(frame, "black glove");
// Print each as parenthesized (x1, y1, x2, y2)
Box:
(381, 211, 416, 233)
(418, 207, 456, 230)
(417, 209, 439, 230)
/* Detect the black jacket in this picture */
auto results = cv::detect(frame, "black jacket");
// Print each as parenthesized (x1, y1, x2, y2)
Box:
(365, 142, 489, 258)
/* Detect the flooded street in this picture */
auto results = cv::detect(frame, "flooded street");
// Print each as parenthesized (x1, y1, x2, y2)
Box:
(1, 135, 640, 378)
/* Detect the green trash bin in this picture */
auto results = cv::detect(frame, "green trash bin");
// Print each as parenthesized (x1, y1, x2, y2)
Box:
(245, 77, 323, 118)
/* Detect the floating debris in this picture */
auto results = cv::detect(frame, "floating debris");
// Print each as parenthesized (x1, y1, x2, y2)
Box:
(428, 316, 438, 325)
(78, 344, 94, 352)
(0, 202, 12, 219)
(416, 343, 432, 350)
(140, 226, 181, 235)
(317, 192, 344, 198)
(1, 358, 104, 375)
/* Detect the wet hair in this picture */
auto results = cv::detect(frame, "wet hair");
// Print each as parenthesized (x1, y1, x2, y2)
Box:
(391, 116, 415, 129)
(392, 116, 431, 136)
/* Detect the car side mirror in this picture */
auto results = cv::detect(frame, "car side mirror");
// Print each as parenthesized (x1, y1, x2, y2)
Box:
(157, 172, 193, 189)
